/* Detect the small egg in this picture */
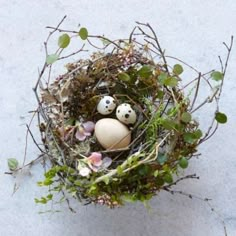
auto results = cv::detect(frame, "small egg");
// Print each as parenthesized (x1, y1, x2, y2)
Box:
(116, 103, 137, 125)
(95, 118, 131, 149)
(97, 96, 116, 115)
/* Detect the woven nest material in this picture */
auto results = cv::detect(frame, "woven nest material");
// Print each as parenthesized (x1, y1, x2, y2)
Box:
(34, 20, 231, 208)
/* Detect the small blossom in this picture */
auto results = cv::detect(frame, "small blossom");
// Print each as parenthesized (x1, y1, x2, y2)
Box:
(79, 167, 91, 177)
(75, 121, 95, 141)
(87, 153, 112, 172)
(87, 152, 103, 172)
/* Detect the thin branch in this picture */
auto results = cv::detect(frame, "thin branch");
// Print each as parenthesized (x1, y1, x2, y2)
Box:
(190, 73, 201, 111)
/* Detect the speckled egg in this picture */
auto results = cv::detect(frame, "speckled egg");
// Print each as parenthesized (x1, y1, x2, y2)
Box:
(97, 96, 116, 115)
(94, 118, 131, 149)
(116, 103, 137, 125)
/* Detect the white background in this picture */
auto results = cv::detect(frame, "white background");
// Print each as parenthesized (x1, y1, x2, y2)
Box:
(0, 1, 236, 236)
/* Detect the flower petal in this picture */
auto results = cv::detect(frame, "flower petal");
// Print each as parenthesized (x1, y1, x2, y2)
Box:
(83, 121, 95, 133)
(102, 157, 112, 168)
(89, 165, 99, 172)
(88, 152, 102, 166)
(75, 130, 86, 141)
(84, 131, 91, 137)
(79, 167, 91, 177)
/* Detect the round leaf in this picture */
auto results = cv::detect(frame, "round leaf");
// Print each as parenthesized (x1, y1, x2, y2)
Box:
(79, 27, 88, 40)
(163, 173, 173, 183)
(181, 112, 192, 123)
(211, 71, 224, 81)
(157, 153, 167, 165)
(156, 177, 165, 186)
(118, 72, 131, 82)
(164, 77, 178, 87)
(58, 33, 70, 48)
(179, 157, 188, 169)
(138, 165, 151, 176)
(215, 112, 227, 124)
(46, 54, 59, 65)
(138, 65, 152, 78)
(161, 119, 176, 130)
(193, 129, 203, 139)
(183, 132, 196, 144)
(158, 72, 168, 84)
(8, 158, 19, 171)
(173, 64, 183, 75)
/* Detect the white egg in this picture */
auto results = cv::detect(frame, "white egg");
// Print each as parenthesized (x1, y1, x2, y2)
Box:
(95, 118, 131, 149)
(97, 96, 116, 115)
(116, 103, 137, 125)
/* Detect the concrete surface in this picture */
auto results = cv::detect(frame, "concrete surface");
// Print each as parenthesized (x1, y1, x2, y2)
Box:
(0, 1, 236, 236)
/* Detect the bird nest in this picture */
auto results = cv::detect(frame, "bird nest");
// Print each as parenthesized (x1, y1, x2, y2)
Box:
(32, 18, 232, 209)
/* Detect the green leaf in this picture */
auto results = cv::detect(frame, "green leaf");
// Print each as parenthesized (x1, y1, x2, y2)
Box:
(122, 194, 136, 203)
(173, 64, 183, 75)
(79, 27, 88, 40)
(158, 72, 168, 84)
(35, 197, 47, 204)
(211, 71, 224, 81)
(161, 119, 176, 130)
(181, 112, 192, 123)
(164, 77, 178, 87)
(156, 177, 165, 186)
(46, 194, 53, 200)
(46, 54, 59, 64)
(138, 165, 151, 176)
(7, 158, 19, 171)
(118, 72, 131, 82)
(153, 170, 159, 177)
(74, 180, 82, 186)
(183, 129, 202, 144)
(193, 129, 203, 139)
(138, 65, 152, 78)
(167, 107, 178, 116)
(163, 173, 173, 183)
(179, 157, 188, 169)
(157, 153, 167, 165)
(88, 185, 97, 194)
(183, 133, 196, 144)
(215, 112, 227, 124)
(58, 33, 70, 48)
(43, 179, 53, 186)
(157, 90, 164, 99)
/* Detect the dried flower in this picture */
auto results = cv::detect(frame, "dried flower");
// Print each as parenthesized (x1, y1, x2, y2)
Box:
(75, 121, 95, 141)
(87, 152, 103, 172)
(58, 126, 75, 141)
(87, 152, 112, 172)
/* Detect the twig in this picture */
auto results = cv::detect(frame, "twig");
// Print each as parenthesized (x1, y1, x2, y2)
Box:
(136, 21, 169, 73)
(163, 188, 228, 236)
(190, 73, 201, 111)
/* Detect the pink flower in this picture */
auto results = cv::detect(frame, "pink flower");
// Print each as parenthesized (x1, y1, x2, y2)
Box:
(75, 121, 95, 141)
(87, 152, 112, 172)
(78, 152, 113, 176)
(87, 152, 103, 172)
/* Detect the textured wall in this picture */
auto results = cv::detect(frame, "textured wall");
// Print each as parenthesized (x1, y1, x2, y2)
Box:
(0, 1, 236, 235)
